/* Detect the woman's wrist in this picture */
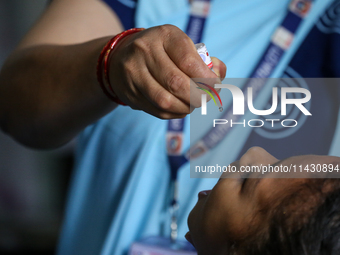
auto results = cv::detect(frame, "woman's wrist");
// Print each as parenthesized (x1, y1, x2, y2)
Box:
(96, 28, 145, 105)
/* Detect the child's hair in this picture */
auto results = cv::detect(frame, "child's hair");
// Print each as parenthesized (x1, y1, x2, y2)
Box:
(229, 179, 340, 255)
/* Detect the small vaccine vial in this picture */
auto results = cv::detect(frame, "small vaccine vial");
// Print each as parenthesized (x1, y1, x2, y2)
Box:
(195, 43, 213, 69)
(195, 43, 223, 112)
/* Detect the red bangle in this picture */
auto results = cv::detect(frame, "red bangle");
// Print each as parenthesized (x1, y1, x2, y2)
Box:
(97, 28, 145, 105)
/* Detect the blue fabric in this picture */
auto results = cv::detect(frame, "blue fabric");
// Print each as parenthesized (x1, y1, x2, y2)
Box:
(57, 1, 338, 255)
(239, 0, 340, 159)
(104, 0, 137, 29)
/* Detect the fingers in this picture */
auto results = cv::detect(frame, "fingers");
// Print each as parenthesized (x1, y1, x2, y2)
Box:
(162, 25, 217, 79)
(211, 57, 227, 80)
(108, 24, 228, 119)
(142, 44, 192, 106)
(190, 56, 227, 108)
(144, 26, 227, 110)
(122, 81, 188, 119)
(114, 57, 190, 118)
(133, 64, 191, 115)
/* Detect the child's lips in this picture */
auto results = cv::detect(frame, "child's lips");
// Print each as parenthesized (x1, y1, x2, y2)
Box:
(198, 190, 212, 200)
(185, 231, 194, 246)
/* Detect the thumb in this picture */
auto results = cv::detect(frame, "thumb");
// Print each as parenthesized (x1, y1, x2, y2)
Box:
(211, 57, 227, 80)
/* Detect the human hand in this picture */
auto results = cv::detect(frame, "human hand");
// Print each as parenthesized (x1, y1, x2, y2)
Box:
(108, 25, 226, 119)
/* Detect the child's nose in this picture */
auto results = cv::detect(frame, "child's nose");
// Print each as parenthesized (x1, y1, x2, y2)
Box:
(239, 146, 278, 167)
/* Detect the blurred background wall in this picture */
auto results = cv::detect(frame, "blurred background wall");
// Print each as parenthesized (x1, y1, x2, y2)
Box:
(0, 1, 73, 254)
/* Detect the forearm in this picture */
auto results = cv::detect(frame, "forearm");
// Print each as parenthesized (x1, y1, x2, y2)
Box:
(0, 37, 116, 149)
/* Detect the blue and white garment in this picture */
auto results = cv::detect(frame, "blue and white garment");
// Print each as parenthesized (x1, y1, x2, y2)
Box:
(57, 1, 338, 255)
(239, 0, 340, 159)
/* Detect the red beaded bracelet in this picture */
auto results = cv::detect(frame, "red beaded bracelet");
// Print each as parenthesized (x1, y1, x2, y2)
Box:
(97, 28, 145, 105)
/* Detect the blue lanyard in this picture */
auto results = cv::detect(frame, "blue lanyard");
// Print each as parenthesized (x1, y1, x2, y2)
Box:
(167, 119, 188, 180)
(185, 0, 211, 44)
(167, 0, 315, 177)
(166, 0, 212, 181)
(167, 2, 213, 241)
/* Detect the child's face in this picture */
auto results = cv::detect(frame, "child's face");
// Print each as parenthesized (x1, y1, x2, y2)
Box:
(187, 147, 340, 255)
